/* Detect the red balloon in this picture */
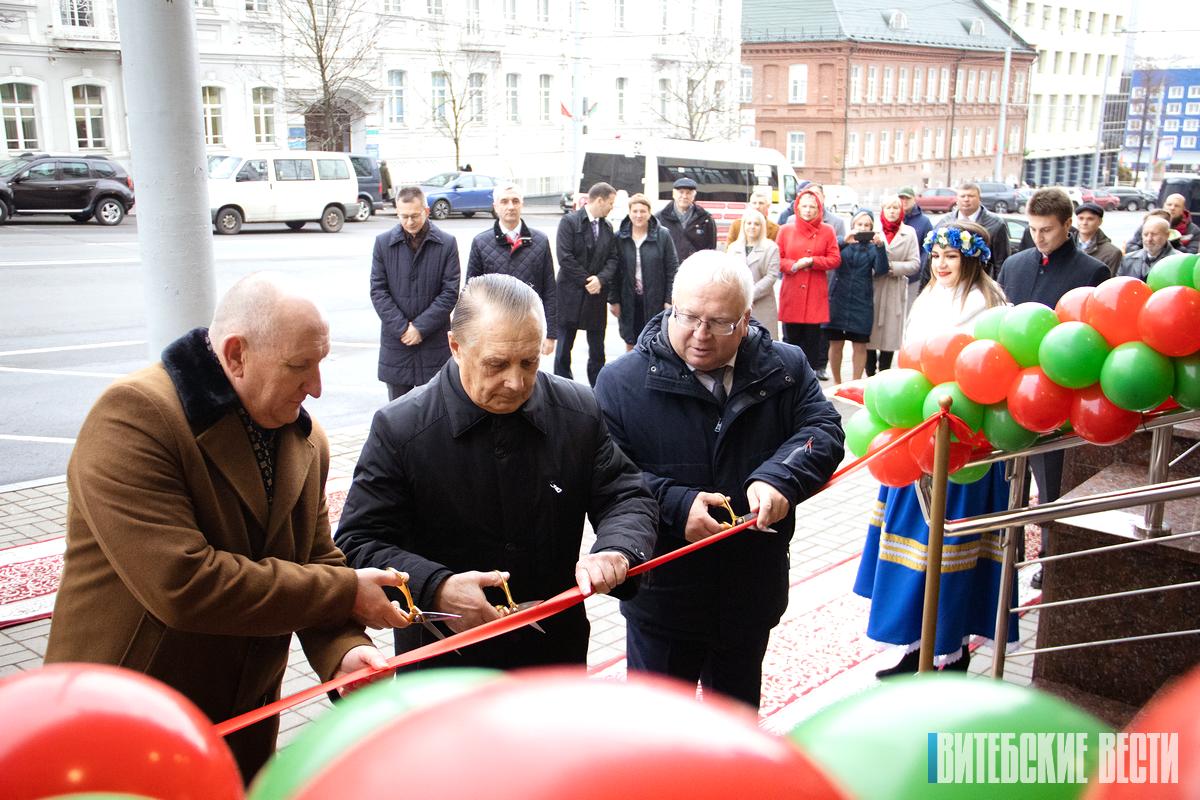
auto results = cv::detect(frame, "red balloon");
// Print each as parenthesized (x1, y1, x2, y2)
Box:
(954, 339, 1021, 404)
(0, 665, 242, 800)
(1007, 367, 1074, 433)
(867, 428, 924, 487)
(897, 337, 924, 370)
(1138, 285, 1200, 357)
(292, 670, 849, 800)
(1086, 277, 1153, 348)
(1055, 285, 1093, 323)
(1085, 664, 1200, 800)
(908, 431, 972, 475)
(920, 331, 975, 386)
(1069, 385, 1140, 445)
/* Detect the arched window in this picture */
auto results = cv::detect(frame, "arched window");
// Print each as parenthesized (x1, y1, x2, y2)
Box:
(201, 86, 224, 145)
(1, 82, 40, 150)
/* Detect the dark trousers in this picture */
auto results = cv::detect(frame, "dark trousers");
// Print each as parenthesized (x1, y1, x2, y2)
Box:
(386, 382, 414, 402)
(1020, 451, 1065, 562)
(624, 620, 772, 709)
(865, 350, 894, 376)
(782, 322, 825, 372)
(813, 327, 830, 369)
(554, 324, 606, 387)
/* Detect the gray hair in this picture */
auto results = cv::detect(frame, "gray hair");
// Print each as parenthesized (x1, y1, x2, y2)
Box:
(671, 250, 753, 313)
(453, 274, 546, 346)
(750, 187, 772, 203)
(209, 272, 325, 350)
(494, 181, 523, 201)
(1144, 215, 1171, 234)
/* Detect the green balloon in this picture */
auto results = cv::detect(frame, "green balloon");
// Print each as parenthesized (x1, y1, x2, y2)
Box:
(869, 369, 934, 429)
(789, 674, 1112, 800)
(949, 461, 990, 484)
(998, 302, 1059, 368)
(845, 408, 891, 458)
(1037, 321, 1109, 389)
(1148, 252, 1199, 291)
(1100, 342, 1174, 412)
(922, 382, 984, 431)
(972, 305, 1010, 341)
(864, 376, 884, 420)
(1174, 354, 1200, 409)
(249, 669, 501, 800)
(982, 403, 1039, 452)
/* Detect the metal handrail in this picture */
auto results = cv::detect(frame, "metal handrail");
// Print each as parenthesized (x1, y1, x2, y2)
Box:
(1017, 527, 1200, 567)
(1015, 578, 1200, 613)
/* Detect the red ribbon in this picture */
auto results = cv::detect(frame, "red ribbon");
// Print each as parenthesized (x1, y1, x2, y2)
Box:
(215, 410, 965, 737)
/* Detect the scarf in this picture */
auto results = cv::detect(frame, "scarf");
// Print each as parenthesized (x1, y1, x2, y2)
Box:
(881, 214, 901, 244)
(792, 190, 825, 237)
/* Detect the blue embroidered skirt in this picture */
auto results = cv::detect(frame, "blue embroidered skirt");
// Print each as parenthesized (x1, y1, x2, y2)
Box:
(853, 463, 1019, 656)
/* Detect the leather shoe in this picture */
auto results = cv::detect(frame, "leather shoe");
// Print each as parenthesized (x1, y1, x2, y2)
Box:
(875, 648, 920, 679)
(941, 646, 971, 672)
(815, 369, 831, 381)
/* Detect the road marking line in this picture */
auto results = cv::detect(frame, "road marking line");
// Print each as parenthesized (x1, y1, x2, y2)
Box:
(0, 367, 123, 378)
(330, 341, 378, 349)
(1, 257, 141, 267)
(0, 434, 76, 445)
(0, 340, 145, 357)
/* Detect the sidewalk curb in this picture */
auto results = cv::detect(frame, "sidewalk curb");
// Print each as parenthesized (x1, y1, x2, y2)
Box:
(0, 475, 66, 494)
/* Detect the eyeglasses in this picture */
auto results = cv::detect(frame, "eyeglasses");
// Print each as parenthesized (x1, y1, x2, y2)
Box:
(398, 213, 426, 222)
(672, 309, 740, 336)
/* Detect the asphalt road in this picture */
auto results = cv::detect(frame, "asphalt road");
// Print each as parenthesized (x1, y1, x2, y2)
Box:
(0, 207, 1149, 486)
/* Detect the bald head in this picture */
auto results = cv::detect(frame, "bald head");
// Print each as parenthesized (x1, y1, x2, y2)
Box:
(210, 273, 329, 428)
(1165, 193, 1187, 224)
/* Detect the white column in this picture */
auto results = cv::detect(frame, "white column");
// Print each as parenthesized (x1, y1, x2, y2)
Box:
(116, 0, 216, 357)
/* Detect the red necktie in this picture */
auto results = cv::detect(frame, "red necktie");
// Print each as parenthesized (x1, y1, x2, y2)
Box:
(1041, 254, 1049, 267)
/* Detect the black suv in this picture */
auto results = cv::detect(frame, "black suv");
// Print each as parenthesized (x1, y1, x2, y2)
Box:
(349, 154, 386, 222)
(974, 181, 1022, 214)
(0, 153, 135, 225)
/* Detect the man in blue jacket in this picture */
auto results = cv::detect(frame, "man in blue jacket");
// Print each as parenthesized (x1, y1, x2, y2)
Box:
(370, 185, 461, 400)
(594, 251, 845, 708)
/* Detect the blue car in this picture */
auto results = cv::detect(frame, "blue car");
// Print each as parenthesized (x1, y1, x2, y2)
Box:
(421, 172, 499, 219)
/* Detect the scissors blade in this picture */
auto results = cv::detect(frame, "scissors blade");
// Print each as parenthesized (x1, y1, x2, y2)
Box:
(416, 615, 463, 655)
(416, 611, 462, 621)
(511, 600, 547, 634)
(732, 512, 778, 534)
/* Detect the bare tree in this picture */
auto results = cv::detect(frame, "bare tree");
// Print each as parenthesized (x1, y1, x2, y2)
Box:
(421, 43, 498, 169)
(651, 36, 740, 142)
(278, 0, 381, 151)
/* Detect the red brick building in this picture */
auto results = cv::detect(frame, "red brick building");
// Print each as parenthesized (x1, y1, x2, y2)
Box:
(741, 0, 1036, 207)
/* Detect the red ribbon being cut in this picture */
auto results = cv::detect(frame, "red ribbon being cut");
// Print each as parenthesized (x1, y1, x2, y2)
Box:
(215, 410, 959, 737)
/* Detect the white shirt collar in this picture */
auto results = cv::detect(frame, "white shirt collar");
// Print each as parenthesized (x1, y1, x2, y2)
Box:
(499, 220, 521, 238)
(958, 207, 982, 223)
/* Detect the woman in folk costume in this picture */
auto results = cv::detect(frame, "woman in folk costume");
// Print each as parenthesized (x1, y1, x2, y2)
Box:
(853, 220, 1018, 677)
(865, 195, 921, 375)
(824, 208, 889, 384)
(726, 207, 781, 340)
(776, 187, 841, 371)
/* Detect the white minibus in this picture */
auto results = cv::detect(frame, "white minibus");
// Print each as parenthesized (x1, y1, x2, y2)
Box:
(208, 151, 359, 234)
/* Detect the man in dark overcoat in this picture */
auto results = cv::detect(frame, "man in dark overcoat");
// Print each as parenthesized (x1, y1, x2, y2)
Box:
(371, 185, 461, 400)
(594, 250, 845, 708)
(554, 181, 619, 386)
(337, 274, 657, 671)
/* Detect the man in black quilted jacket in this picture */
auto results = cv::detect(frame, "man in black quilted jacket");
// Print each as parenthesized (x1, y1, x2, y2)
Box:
(466, 182, 558, 357)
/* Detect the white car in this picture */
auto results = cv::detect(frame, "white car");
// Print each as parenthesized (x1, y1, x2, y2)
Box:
(821, 184, 860, 214)
(208, 151, 358, 234)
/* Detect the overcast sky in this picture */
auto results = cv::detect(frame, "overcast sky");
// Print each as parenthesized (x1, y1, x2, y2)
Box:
(1128, 0, 1199, 65)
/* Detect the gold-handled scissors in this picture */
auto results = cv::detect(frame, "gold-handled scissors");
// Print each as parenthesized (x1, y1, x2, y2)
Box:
(714, 496, 778, 534)
(389, 568, 461, 643)
(494, 571, 546, 634)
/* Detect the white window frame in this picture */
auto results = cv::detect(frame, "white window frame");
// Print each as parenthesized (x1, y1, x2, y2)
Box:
(967, 69, 977, 103)
(898, 67, 909, 104)
(61, 0, 95, 26)
(939, 67, 949, 103)
(538, 74, 552, 123)
(883, 67, 894, 103)
(989, 70, 999, 103)
(879, 129, 889, 164)
(935, 127, 945, 158)
(1181, 136, 1198, 149)
(846, 131, 859, 167)
(912, 67, 922, 103)
(386, 69, 405, 125)
(1168, 86, 1184, 99)
(505, 73, 520, 123)
(200, 85, 224, 146)
(863, 131, 874, 166)
(1167, 102, 1182, 116)
(616, 77, 628, 122)
(925, 68, 936, 102)
(894, 128, 904, 162)
(67, 81, 106, 150)
(2, 81, 41, 151)
(867, 65, 878, 104)
(849, 64, 861, 104)
(787, 131, 805, 166)
(788, 64, 808, 104)
(468, 72, 485, 123)
(432, 71, 448, 123)
(739, 66, 753, 104)
(251, 86, 276, 145)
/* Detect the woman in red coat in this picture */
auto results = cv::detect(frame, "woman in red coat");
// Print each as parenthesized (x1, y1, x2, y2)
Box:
(776, 188, 841, 370)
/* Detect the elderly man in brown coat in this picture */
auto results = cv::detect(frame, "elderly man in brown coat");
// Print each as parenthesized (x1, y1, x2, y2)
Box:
(44, 273, 410, 783)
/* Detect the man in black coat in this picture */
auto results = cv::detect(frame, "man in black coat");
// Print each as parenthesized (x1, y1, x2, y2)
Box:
(657, 177, 717, 261)
(467, 182, 557, 356)
(370, 185, 461, 400)
(594, 251, 845, 708)
(998, 188, 1109, 569)
(554, 182, 619, 386)
(337, 274, 657, 671)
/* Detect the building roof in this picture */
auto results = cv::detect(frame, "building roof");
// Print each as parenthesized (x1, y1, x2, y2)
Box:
(742, 0, 1034, 54)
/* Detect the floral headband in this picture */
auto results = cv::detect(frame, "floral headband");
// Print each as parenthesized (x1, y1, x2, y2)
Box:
(923, 226, 992, 263)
